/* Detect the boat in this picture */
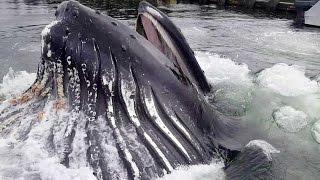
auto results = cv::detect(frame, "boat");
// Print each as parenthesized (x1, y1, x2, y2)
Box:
(304, 0, 320, 26)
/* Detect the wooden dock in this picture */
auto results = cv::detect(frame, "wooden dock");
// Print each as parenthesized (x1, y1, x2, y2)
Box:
(179, 0, 318, 13)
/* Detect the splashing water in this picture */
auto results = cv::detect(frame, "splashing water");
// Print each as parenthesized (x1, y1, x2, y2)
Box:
(0, 100, 96, 180)
(158, 161, 225, 180)
(0, 68, 36, 101)
(197, 51, 320, 179)
(196, 51, 320, 128)
(256, 63, 319, 96)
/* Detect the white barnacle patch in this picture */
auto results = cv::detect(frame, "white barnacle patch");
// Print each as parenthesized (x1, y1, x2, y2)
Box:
(67, 56, 72, 65)
(72, 67, 81, 109)
(86, 80, 91, 88)
(92, 83, 97, 91)
(67, 67, 73, 77)
(81, 63, 87, 71)
(144, 93, 191, 161)
(24, 61, 50, 99)
(56, 59, 65, 98)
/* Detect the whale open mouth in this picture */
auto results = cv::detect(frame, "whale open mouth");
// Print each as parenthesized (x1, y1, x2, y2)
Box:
(136, 2, 211, 93)
(137, 11, 181, 65)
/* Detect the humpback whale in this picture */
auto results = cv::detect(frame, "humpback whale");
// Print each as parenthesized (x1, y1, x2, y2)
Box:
(0, 1, 279, 179)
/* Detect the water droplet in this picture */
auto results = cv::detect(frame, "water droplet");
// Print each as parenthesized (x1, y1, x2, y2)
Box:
(95, 10, 101, 15)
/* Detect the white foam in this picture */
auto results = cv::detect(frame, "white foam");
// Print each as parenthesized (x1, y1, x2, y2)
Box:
(157, 161, 225, 180)
(273, 106, 309, 133)
(196, 52, 254, 115)
(196, 52, 252, 86)
(0, 68, 36, 100)
(257, 63, 319, 96)
(38, 158, 96, 180)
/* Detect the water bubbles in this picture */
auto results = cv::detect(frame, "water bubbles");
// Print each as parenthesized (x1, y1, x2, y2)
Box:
(273, 106, 309, 133)
(158, 161, 225, 180)
(256, 63, 319, 97)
